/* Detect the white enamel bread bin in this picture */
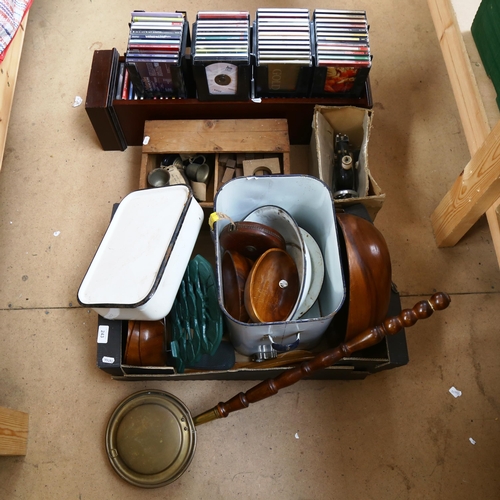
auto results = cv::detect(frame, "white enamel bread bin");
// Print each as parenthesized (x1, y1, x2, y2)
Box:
(78, 185, 203, 321)
(213, 175, 345, 358)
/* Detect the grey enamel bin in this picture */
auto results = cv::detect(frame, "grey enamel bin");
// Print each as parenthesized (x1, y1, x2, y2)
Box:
(213, 175, 345, 359)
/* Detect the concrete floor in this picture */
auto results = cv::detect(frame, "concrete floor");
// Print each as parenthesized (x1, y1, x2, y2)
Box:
(1, 0, 499, 499)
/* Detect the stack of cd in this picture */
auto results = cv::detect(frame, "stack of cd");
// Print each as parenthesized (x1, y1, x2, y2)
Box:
(254, 8, 313, 97)
(125, 11, 189, 98)
(310, 9, 371, 97)
(192, 11, 251, 101)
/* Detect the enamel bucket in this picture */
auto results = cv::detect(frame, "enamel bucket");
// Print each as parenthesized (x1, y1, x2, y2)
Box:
(213, 175, 345, 359)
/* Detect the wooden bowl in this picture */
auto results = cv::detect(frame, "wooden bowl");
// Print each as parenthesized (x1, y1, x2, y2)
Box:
(244, 248, 299, 323)
(124, 321, 141, 365)
(219, 221, 286, 260)
(222, 250, 253, 322)
(124, 320, 166, 366)
(333, 213, 392, 342)
(244, 205, 309, 320)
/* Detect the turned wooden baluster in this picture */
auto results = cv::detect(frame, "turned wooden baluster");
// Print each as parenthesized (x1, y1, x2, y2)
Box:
(193, 292, 451, 426)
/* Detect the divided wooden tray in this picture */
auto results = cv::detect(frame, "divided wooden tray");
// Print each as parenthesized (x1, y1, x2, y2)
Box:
(139, 118, 291, 208)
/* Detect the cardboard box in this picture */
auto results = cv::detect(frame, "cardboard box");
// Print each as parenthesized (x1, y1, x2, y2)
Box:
(309, 105, 385, 221)
(96, 286, 408, 380)
(96, 201, 408, 384)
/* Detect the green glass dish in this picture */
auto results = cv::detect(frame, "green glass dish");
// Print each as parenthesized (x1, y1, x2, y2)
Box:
(170, 255, 224, 373)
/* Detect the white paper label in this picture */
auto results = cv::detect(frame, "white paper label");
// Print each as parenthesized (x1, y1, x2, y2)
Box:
(102, 356, 115, 364)
(97, 325, 109, 344)
(166, 165, 188, 186)
(191, 181, 207, 202)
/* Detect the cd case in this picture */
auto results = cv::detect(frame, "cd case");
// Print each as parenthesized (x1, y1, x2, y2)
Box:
(310, 9, 372, 98)
(124, 11, 192, 99)
(191, 11, 252, 101)
(253, 8, 314, 98)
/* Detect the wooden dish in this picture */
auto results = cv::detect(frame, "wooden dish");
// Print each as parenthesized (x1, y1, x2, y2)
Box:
(124, 320, 141, 365)
(334, 213, 392, 342)
(124, 320, 166, 366)
(244, 248, 299, 323)
(244, 205, 308, 320)
(222, 250, 253, 322)
(219, 221, 286, 260)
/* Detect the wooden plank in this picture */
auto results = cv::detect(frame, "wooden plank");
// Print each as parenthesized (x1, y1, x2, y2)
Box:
(282, 152, 291, 174)
(428, 0, 500, 268)
(138, 153, 156, 190)
(143, 119, 290, 154)
(486, 199, 500, 262)
(0, 406, 29, 456)
(427, 0, 489, 155)
(0, 13, 28, 170)
(431, 119, 500, 247)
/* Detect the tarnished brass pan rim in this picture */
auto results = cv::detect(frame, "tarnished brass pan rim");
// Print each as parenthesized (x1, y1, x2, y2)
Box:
(105, 390, 196, 488)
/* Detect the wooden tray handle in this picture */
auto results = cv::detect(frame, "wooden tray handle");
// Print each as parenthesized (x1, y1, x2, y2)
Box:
(193, 292, 451, 426)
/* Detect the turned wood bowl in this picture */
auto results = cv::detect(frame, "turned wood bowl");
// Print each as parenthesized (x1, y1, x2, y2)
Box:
(333, 213, 392, 342)
(124, 320, 167, 366)
(243, 205, 309, 319)
(244, 248, 299, 323)
(219, 221, 286, 260)
(222, 250, 253, 322)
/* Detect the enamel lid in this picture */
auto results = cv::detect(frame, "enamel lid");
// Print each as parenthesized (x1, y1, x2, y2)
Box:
(78, 186, 192, 307)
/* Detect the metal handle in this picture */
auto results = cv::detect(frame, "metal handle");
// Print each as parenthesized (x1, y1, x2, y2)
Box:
(268, 333, 300, 353)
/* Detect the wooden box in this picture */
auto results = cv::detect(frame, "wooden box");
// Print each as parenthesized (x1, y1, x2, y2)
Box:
(139, 119, 291, 209)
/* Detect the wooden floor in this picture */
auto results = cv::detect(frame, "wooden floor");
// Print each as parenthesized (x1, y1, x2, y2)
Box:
(0, 1, 499, 499)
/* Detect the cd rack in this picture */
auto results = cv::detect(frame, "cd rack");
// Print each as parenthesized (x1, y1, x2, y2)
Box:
(252, 9, 315, 98)
(309, 9, 372, 98)
(253, 22, 315, 99)
(85, 49, 373, 151)
(191, 11, 252, 101)
(124, 12, 194, 99)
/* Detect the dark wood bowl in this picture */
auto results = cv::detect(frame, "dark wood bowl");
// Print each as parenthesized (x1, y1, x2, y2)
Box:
(222, 250, 253, 322)
(219, 221, 286, 260)
(124, 320, 141, 365)
(124, 320, 166, 366)
(244, 248, 299, 323)
(335, 213, 392, 342)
